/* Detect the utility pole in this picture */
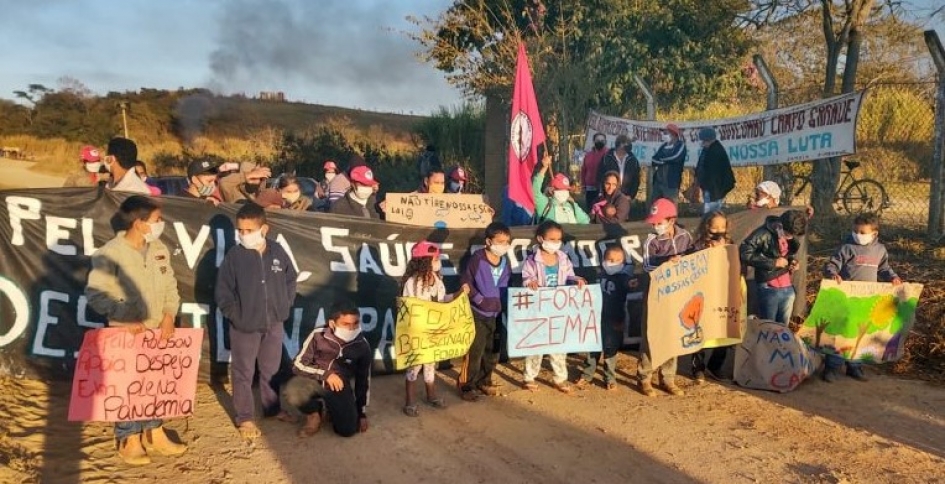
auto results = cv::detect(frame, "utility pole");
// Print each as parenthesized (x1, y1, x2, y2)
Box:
(119, 101, 130, 138)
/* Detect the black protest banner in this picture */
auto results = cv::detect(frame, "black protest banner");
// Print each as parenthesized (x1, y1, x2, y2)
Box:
(0, 188, 804, 379)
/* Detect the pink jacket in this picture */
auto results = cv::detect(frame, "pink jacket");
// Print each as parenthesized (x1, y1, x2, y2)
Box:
(522, 248, 577, 287)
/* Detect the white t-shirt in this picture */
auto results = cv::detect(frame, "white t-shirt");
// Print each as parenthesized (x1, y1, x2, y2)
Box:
(402, 275, 447, 302)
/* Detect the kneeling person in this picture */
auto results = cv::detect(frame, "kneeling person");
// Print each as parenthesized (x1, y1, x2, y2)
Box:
(284, 301, 371, 437)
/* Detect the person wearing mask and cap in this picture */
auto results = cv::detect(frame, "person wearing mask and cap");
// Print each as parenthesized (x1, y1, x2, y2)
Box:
(179, 159, 222, 206)
(652, 124, 688, 201)
(597, 134, 641, 202)
(533, 153, 590, 224)
(317, 160, 351, 209)
(748, 181, 782, 209)
(447, 166, 468, 194)
(64, 145, 109, 188)
(330, 165, 382, 219)
(218, 161, 272, 204)
(694, 127, 735, 214)
(104, 137, 151, 195)
(581, 133, 609, 207)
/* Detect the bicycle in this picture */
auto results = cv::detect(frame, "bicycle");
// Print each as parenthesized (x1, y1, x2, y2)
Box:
(790, 159, 890, 214)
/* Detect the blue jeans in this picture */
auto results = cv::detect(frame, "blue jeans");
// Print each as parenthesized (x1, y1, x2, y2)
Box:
(702, 190, 724, 213)
(115, 419, 162, 440)
(756, 282, 796, 325)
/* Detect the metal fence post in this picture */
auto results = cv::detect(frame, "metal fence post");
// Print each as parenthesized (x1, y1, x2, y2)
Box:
(633, 74, 657, 205)
(753, 55, 790, 203)
(925, 30, 945, 239)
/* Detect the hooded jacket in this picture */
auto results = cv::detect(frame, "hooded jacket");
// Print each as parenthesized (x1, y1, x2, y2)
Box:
(532, 174, 590, 225)
(462, 248, 511, 317)
(598, 149, 641, 200)
(739, 216, 801, 284)
(652, 140, 687, 190)
(824, 234, 898, 282)
(215, 239, 298, 333)
(292, 327, 372, 417)
(695, 140, 735, 200)
(329, 192, 381, 219)
(522, 247, 577, 287)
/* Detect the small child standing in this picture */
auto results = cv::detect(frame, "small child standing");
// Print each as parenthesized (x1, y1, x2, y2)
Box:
(521, 220, 586, 393)
(576, 245, 633, 390)
(401, 241, 467, 417)
(823, 213, 903, 382)
(691, 211, 734, 383)
(639, 198, 693, 396)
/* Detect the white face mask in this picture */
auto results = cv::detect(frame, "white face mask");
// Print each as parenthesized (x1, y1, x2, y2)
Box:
(541, 240, 562, 253)
(489, 243, 510, 257)
(553, 190, 570, 204)
(852, 232, 875, 245)
(754, 197, 770, 208)
(84, 162, 102, 173)
(283, 191, 301, 203)
(333, 325, 362, 343)
(654, 223, 670, 236)
(661, 134, 672, 143)
(144, 221, 165, 243)
(353, 186, 374, 202)
(239, 228, 266, 249)
(325, 172, 336, 182)
(602, 262, 624, 275)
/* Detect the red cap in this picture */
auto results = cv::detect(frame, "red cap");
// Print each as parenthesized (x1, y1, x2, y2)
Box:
(645, 198, 678, 224)
(324, 161, 338, 172)
(449, 166, 467, 182)
(664, 124, 681, 137)
(80, 145, 101, 163)
(551, 174, 571, 191)
(349, 166, 378, 186)
(411, 241, 440, 259)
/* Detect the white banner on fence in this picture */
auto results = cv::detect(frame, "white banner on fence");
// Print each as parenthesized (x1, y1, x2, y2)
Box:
(584, 90, 865, 168)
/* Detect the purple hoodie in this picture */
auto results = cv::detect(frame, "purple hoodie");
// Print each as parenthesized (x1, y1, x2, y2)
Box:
(522, 247, 577, 287)
(461, 249, 511, 317)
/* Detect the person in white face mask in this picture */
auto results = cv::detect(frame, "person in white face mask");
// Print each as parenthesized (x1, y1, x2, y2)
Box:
(277, 175, 313, 211)
(64, 145, 109, 188)
(317, 160, 351, 210)
(748, 181, 782, 209)
(532, 153, 590, 224)
(329, 165, 382, 219)
(215, 203, 299, 442)
(85, 196, 185, 465)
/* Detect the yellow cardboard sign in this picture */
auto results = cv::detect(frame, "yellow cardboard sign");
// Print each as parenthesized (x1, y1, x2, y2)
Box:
(394, 293, 476, 370)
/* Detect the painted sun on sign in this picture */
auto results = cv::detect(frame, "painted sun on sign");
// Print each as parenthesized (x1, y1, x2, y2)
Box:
(510, 111, 533, 162)
(679, 292, 705, 348)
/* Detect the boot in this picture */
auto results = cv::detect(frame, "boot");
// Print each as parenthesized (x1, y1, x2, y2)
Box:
(117, 434, 151, 466)
(822, 353, 844, 383)
(143, 426, 187, 456)
(822, 367, 840, 383)
(846, 363, 868, 382)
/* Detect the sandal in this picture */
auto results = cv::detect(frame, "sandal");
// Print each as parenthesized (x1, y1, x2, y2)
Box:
(554, 382, 573, 394)
(523, 381, 539, 391)
(606, 382, 617, 391)
(402, 404, 420, 417)
(574, 379, 590, 389)
(237, 421, 261, 441)
(425, 397, 447, 409)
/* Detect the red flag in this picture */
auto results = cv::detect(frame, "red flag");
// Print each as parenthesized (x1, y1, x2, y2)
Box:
(507, 42, 546, 214)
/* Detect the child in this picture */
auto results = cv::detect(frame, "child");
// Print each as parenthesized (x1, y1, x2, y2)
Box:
(823, 212, 903, 382)
(521, 220, 586, 393)
(284, 300, 371, 437)
(739, 210, 807, 326)
(576, 245, 633, 390)
(459, 222, 512, 400)
(690, 211, 734, 383)
(639, 198, 693, 396)
(215, 202, 298, 441)
(401, 241, 468, 416)
(86, 196, 186, 465)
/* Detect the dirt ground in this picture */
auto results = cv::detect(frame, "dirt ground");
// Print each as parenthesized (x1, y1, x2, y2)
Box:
(0, 158, 66, 190)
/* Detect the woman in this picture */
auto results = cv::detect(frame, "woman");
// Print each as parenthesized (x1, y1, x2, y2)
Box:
(279, 175, 313, 211)
(590, 171, 631, 224)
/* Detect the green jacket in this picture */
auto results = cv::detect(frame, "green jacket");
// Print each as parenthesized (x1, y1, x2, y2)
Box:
(532, 173, 590, 224)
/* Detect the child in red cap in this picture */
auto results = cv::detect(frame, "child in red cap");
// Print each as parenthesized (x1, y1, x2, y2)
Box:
(533, 154, 590, 224)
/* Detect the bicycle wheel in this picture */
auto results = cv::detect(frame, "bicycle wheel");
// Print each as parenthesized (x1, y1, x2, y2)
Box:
(789, 175, 812, 205)
(841, 179, 888, 214)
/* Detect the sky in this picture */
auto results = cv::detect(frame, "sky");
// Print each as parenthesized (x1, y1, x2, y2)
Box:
(0, 0, 942, 116)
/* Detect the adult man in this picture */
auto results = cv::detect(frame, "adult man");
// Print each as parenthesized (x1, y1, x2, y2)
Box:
(105, 137, 151, 194)
(651, 124, 687, 201)
(180, 159, 221, 206)
(218, 161, 272, 203)
(694, 128, 735, 213)
(329, 166, 382, 218)
(598, 134, 641, 201)
(581, 133, 608, 207)
(64, 145, 108, 188)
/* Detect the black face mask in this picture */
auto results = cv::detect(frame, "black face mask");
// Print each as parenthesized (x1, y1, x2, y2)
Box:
(594, 141, 606, 149)
(245, 183, 261, 194)
(708, 232, 727, 241)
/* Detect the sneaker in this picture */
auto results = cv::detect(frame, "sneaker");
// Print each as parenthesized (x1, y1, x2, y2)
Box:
(846, 365, 868, 382)
(639, 379, 656, 397)
(693, 371, 706, 385)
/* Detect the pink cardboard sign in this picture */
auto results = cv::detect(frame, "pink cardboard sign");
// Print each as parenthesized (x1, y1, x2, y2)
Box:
(68, 327, 203, 422)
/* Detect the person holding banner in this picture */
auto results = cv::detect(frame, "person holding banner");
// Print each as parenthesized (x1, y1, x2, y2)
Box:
(285, 300, 372, 437)
(651, 124, 687, 202)
(215, 203, 299, 441)
(417, 168, 448, 194)
(739, 210, 808, 326)
(400, 241, 469, 415)
(533, 154, 590, 224)
(85, 196, 187, 465)
(690, 211, 735, 383)
(278, 175, 314, 211)
(458, 222, 512, 399)
(638, 199, 693, 396)
(521, 221, 586, 393)
(329, 165, 383, 219)
(694, 128, 735, 214)
(597, 134, 641, 202)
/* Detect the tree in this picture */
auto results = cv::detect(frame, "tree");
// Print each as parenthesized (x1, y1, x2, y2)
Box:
(11, 84, 52, 126)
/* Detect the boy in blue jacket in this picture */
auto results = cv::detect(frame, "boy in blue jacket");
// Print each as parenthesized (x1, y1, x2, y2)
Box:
(215, 202, 298, 441)
(458, 222, 512, 400)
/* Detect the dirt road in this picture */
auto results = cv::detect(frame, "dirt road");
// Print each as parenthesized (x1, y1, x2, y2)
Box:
(0, 158, 65, 190)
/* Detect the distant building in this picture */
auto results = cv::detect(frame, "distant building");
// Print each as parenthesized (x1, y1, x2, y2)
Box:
(259, 91, 286, 102)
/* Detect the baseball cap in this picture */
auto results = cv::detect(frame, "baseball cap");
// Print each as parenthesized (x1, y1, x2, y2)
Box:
(449, 166, 467, 182)
(349, 166, 378, 187)
(645, 198, 678, 224)
(551, 174, 571, 191)
(756, 181, 783, 200)
(664, 124, 681, 137)
(411, 240, 440, 259)
(324, 161, 338, 172)
(187, 159, 219, 178)
(80, 145, 101, 163)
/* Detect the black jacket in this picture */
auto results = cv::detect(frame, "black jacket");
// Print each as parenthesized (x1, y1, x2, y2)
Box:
(695, 140, 735, 200)
(329, 192, 381, 219)
(215, 239, 298, 333)
(739, 216, 801, 284)
(652, 140, 687, 190)
(598, 149, 641, 200)
(293, 328, 372, 417)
